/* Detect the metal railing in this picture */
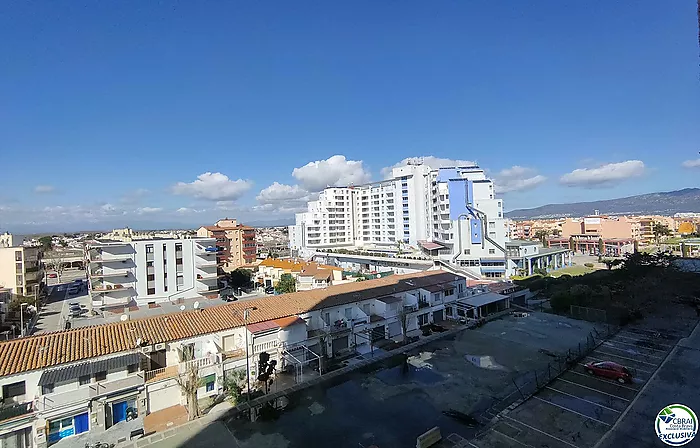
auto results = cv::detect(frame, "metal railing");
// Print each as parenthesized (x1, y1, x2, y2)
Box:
(145, 356, 218, 383)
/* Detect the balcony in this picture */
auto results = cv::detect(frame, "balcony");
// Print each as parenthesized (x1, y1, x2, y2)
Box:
(91, 269, 130, 279)
(90, 253, 133, 263)
(196, 272, 217, 280)
(0, 402, 34, 422)
(145, 356, 217, 383)
(37, 373, 144, 411)
(91, 283, 135, 292)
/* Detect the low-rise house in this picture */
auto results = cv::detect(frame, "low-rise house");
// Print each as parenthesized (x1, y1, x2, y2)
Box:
(0, 270, 512, 446)
(255, 258, 345, 290)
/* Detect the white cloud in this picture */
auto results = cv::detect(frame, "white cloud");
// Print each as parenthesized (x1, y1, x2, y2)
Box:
(256, 182, 311, 203)
(34, 185, 55, 194)
(176, 207, 205, 214)
(120, 188, 150, 204)
(292, 155, 371, 192)
(172, 172, 252, 201)
(681, 159, 700, 169)
(559, 160, 646, 188)
(493, 166, 547, 193)
(381, 156, 477, 179)
(135, 207, 163, 214)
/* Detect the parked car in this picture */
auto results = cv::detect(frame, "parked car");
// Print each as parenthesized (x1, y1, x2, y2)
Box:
(69, 302, 81, 308)
(48, 273, 58, 278)
(221, 294, 238, 302)
(584, 361, 632, 383)
(67, 287, 79, 295)
(265, 286, 275, 295)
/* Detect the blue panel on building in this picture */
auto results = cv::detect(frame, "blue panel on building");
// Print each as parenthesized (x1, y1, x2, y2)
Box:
(437, 168, 459, 182)
(471, 219, 483, 244)
(466, 180, 474, 206)
(448, 179, 468, 220)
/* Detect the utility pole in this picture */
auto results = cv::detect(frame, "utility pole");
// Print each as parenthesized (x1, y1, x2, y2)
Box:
(240, 306, 258, 404)
(20, 303, 28, 337)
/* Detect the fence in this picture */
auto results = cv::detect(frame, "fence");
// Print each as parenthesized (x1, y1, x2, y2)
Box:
(479, 323, 617, 424)
(570, 305, 608, 324)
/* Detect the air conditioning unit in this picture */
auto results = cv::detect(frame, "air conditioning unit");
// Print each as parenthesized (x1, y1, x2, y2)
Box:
(141, 345, 153, 353)
(154, 343, 166, 351)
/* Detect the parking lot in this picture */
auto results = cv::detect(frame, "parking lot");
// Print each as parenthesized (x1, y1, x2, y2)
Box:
(472, 305, 698, 448)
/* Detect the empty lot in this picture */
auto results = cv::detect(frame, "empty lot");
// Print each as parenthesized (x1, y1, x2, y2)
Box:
(471, 303, 698, 448)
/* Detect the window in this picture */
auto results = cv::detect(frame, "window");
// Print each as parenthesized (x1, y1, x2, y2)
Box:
(16, 275, 23, 285)
(16, 287, 23, 295)
(14, 251, 22, 262)
(147, 288, 156, 295)
(49, 417, 75, 442)
(42, 383, 55, 395)
(488, 249, 495, 254)
(79, 375, 91, 385)
(15, 262, 22, 273)
(418, 313, 429, 325)
(489, 222, 495, 229)
(94, 371, 107, 382)
(127, 363, 138, 374)
(463, 249, 470, 255)
(145, 245, 154, 253)
(445, 289, 454, 296)
(2, 381, 25, 399)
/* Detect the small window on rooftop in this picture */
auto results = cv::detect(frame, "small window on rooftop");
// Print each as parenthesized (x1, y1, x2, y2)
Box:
(94, 371, 107, 382)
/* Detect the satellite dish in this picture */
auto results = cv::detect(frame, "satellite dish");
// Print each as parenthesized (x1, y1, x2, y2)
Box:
(193, 301, 200, 309)
(180, 305, 186, 311)
(120, 314, 128, 322)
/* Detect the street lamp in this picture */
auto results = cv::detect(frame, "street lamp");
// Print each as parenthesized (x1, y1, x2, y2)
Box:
(20, 303, 28, 337)
(238, 306, 258, 404)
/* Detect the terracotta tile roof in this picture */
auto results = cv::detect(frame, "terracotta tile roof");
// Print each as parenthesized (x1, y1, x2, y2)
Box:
(0, 270, 457, 377)
(273, 316, 304, 328)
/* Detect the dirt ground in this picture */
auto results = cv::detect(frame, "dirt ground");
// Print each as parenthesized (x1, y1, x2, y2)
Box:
(212, 312, 601, 448)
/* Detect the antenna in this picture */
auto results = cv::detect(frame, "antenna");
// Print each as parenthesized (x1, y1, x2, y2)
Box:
(193, 301, 200, 310)
(180, 305, 186, 311)
(120, 314, 128, 322)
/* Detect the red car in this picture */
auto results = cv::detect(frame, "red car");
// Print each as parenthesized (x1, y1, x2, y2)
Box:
(584, 361, 632, 383)
(47, 273, 58, 278)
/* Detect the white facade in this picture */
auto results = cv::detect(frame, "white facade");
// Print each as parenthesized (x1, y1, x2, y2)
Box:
(86, 237, 219, 308)
(290, 163, 511, 279)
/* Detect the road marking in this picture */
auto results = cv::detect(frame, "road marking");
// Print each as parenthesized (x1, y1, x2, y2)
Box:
(617, 332, 675, 347)
(583, 356, 654, 375)
(601, 342, 664, 359)
(567, 370, 639, 391)
(590, 351, 658, 367)
(555, 378, 630, 401)
(503, 415, 582, 448)
(545, 386, 621, 413)
(492, 428, 536, 448)
(532, 396, 612, 426)
(605, 338, 668, 353)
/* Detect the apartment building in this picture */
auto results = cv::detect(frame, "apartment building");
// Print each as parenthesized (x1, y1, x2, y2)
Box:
(0, 239, 43, 298)
(290, 162, 510, 279)
(85, 237, 219, 308)
(0, 270, 511, 447)
(196, 219, 256, 270)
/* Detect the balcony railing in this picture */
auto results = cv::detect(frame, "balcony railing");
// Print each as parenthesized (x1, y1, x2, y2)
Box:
(91, 284, 134, 292)
(37, 372, 146, 411)
(145, 356, 218, 383)
(90, 253, 132, 263)
(0, 402, 34, 422)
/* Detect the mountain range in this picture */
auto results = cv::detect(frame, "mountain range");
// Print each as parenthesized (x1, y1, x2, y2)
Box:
(506, 188, 700, 220)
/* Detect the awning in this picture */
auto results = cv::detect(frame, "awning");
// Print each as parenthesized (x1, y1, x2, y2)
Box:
(376, 295, 403, 304)
(273, 316, 305, 328)
(418, 240, 444, 251)
(459, 292, 508, 308)
(38, 353, 142, 386)
(247, 320, 279, 334)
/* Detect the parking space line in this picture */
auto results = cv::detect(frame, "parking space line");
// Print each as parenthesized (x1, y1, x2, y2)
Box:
(503, 415, 582, 448)
(532, 396, 611, 426)
(601, 343, 664, 359)
(556, 378, 630, 401)
(605, 338, 668, 353)
(617, 332, 674, 347)
(583, 356, 654, 375)
(545, 386, 621, 413)
(568, 370, 639, 391)
(492, 429, 536, 448)
(592, 350, 659, 367)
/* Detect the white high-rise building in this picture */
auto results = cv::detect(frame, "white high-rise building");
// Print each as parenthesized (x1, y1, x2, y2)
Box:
(289, 162, 511, 279)
(86, 237, 220, 308)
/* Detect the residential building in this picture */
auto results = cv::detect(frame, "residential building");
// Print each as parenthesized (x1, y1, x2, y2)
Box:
(0, 239, 43, 298)
(196, 219, 256, 270)
(290, 162, 511, 279)
(505, 240, 572, 276)
(561, 216, 642, 241)
(0, 288, 10, 325)
(85, 237, 220, 309)
(0, 270, 513, 446)
(254, 258, 345, 290)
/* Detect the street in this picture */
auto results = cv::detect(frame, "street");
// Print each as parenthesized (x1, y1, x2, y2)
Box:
(34, 269, 90, 334)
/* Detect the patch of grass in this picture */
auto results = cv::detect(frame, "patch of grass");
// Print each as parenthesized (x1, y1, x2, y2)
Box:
(549, 265, 597, 277)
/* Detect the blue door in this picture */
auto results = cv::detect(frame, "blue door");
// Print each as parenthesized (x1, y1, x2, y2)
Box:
(74, 412, 89, 434)
(112, 401, 128, 424)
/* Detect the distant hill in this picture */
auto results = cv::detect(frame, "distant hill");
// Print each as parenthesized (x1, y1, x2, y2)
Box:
(506, 188, 700, 220)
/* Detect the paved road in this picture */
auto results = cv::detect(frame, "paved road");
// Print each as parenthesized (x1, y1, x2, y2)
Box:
(34, 270, 89, 334)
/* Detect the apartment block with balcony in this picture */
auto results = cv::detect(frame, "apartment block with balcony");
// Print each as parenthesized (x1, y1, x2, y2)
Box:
(0, 241, 44, 298)
(197, 219, 256, 270)
(86, 237, 220, 308)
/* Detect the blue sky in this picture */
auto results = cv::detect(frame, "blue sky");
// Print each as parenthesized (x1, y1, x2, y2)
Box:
(1, 1, 698, 231)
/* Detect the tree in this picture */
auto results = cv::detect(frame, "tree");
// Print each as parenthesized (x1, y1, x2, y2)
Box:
(533, 267, 548, 277)
(175, 344, 201, 420)
(569, 236, 577, 252)
(256, 352, 277, 394)
(38, 236, 53, 251)
(228, 268, 253, 290)
(275, 273, 296, 294)
(598, 238, 605, 255)
(59, 239, 68, 248)
(534, 230, 550, 246)
(45, 251, 68, 282)
(222, 369, 246, 405)
(398, 305, 409, 345)
(602, 259, 622, 270)
(652, 223, 672, 245)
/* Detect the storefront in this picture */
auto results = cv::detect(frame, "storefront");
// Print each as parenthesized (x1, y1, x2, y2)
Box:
(47, 413, 89, 445)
